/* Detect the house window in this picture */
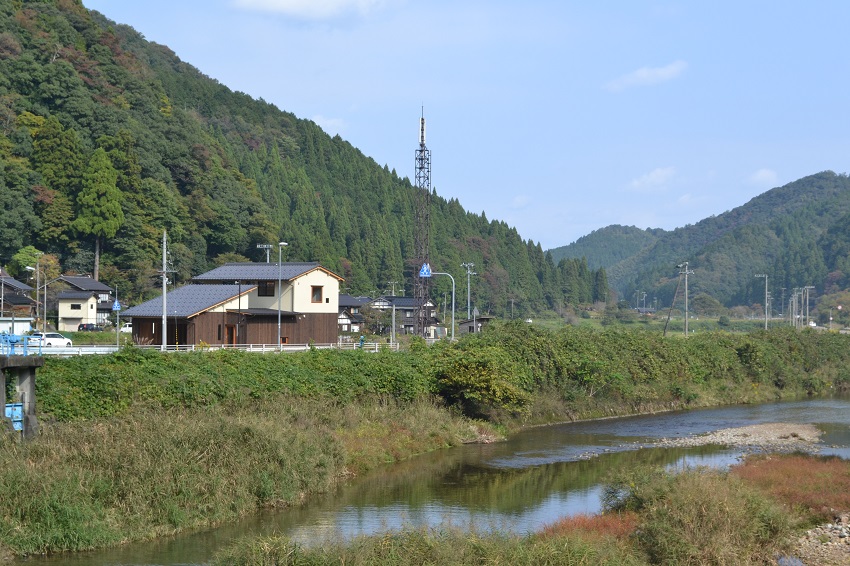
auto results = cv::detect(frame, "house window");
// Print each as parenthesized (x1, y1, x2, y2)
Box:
(311, 286, 323, 303)
(258, 281, 275, 297)
(218, 324, 222, 341)
(70, 304, 81, 310)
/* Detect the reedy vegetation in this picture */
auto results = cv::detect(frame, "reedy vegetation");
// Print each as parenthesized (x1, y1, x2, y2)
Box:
(2, 323, 850, 558)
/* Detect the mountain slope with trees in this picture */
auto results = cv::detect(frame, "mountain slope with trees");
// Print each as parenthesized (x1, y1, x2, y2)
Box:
(582, 171, 850, 309)
(548, 225, 665, 270)
(0, 0, 606, 318)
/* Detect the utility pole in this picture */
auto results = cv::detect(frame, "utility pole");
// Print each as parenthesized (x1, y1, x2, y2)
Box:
(755, 274, 768, 330)
(461, 262, 476, 319)
(677, 262, 693, 336)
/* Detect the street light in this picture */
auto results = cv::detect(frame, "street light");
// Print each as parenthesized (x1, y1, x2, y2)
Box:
(277, 241, 288, 352)
(461, 262, 476, 319)
(432, 271, 455, 340)
(25, 261, 40, 331)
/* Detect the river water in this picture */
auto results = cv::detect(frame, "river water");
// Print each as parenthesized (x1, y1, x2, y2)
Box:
(16, 397, 850, 565)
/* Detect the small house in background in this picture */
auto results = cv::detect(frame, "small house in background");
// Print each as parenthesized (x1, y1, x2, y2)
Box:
(0, 269, 35, 334)
(458, 314, 497, 335)
(338, 294, 368, 333)
(56, 276, 114, 332)
(122, 262, 343, 347)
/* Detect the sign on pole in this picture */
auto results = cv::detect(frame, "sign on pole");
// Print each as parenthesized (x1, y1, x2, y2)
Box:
(419, 263, 432, 278)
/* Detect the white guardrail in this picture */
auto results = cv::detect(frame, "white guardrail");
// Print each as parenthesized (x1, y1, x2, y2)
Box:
(33, 342, 402, 355)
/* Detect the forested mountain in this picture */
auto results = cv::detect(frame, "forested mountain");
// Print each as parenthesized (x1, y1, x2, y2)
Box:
(548, 225, 665, 270)
(594, 171, 850, 308)
(0, 0, 606, 317)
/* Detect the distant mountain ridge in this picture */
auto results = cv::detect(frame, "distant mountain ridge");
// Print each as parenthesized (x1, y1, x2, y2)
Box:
(548, 171, 850, 307)
(548, 225, 666, 270)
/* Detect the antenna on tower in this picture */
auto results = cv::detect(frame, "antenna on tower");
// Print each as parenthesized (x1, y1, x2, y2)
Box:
(419, 106, 426, 146)
(413, 108, 432, 337)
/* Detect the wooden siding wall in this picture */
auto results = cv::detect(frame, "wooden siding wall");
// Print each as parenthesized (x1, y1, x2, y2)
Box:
(131, 312, 338, 346)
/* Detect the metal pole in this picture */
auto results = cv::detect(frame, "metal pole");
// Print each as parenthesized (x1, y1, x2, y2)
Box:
(278, 241, 287, 352)
(461, 262, 475, 319)
(755, 274, 768, 330)
(162, 230, 167, 352)
(433, 272, 455, 340)
(677, 262, 692, 336)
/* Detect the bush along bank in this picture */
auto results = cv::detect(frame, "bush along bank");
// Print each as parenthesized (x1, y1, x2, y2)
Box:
(4, 324, 850, 556)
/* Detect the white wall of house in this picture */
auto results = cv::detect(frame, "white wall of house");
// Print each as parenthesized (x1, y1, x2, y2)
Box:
(58, 296, 98, 332)
(291, 270, 340, 313)
(247, 283, 294, 311)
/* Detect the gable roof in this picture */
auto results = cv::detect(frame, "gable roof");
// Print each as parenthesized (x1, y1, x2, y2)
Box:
(122, 284, 253, 318)
(60, 276, 113, 293)
(339, 294, 370, 308)
(57, 290, 99, 300)
(369, 296, 434, 309)
(0, 276, 33, 293)
(193, 262, 344, 283)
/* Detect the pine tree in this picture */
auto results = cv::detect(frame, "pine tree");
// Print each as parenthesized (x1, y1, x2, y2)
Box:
(72, 148, 124, 280)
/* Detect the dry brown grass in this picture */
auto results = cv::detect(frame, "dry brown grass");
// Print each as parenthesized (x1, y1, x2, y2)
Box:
(732, 453, 850, 520)
(538, 511, 640, 541)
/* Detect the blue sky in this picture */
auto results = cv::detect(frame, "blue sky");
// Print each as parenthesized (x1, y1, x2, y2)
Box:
(82, 1, 850, 250)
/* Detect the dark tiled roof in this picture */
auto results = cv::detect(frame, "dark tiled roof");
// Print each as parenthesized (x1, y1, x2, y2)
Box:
(0, 276, 33, 292)
(370, 296, 432, 308)
(339, 294, 370, 308)
(2, 294, 34, 306)
(60, 276, 113, 292)
(193, 262, 343, 283)
(57, 291, 96, 300)
(122, 284, 253, 318)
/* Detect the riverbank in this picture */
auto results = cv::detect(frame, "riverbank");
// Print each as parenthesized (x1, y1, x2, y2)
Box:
(5, 324, 850, 558)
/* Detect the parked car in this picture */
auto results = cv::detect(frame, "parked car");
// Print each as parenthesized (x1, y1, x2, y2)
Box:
(78, 323, 104, 332)
(28, 332, 73, 347)
(119, 322, 132, 333)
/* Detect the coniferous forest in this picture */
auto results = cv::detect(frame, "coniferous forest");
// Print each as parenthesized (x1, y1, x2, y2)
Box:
(0, 0, 606, 317)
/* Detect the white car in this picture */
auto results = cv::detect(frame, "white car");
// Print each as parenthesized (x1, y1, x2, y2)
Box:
(120, 322, 132, 333)
(29, 332, 73, 347)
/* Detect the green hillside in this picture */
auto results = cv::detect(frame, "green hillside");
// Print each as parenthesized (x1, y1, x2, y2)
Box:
(601, 171, 850, 307)
(548, 225, 665, 270)
(0, 0, 605, 317)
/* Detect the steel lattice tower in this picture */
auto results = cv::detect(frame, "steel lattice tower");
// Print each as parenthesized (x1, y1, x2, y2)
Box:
(413, 110, 432, 336)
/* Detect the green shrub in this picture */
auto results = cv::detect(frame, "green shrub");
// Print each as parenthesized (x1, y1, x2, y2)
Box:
(433, 344, 530, 416)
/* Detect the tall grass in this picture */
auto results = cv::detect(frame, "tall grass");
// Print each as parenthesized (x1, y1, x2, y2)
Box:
(211, 527, 646, 566)
(0, 395, 483, 556)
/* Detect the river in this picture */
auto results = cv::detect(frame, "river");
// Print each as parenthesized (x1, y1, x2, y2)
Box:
(15, 397, 850, 565)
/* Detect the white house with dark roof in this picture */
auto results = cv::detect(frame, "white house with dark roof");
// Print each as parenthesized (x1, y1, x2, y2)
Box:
(56, 276, 114, 332)
(122, 262, 343, 346)
(0, 270, 35, 334)
(338, 294, 368, 333)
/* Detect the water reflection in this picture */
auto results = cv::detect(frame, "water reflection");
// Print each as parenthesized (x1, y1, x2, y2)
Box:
(15, 397, 850, 565)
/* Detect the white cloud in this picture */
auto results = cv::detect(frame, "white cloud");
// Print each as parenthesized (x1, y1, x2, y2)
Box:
(629, 166, 676, 192)
(606, 60, 688, 92)
(232, 0, 390, 19)
(748, 168, 778, 186)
